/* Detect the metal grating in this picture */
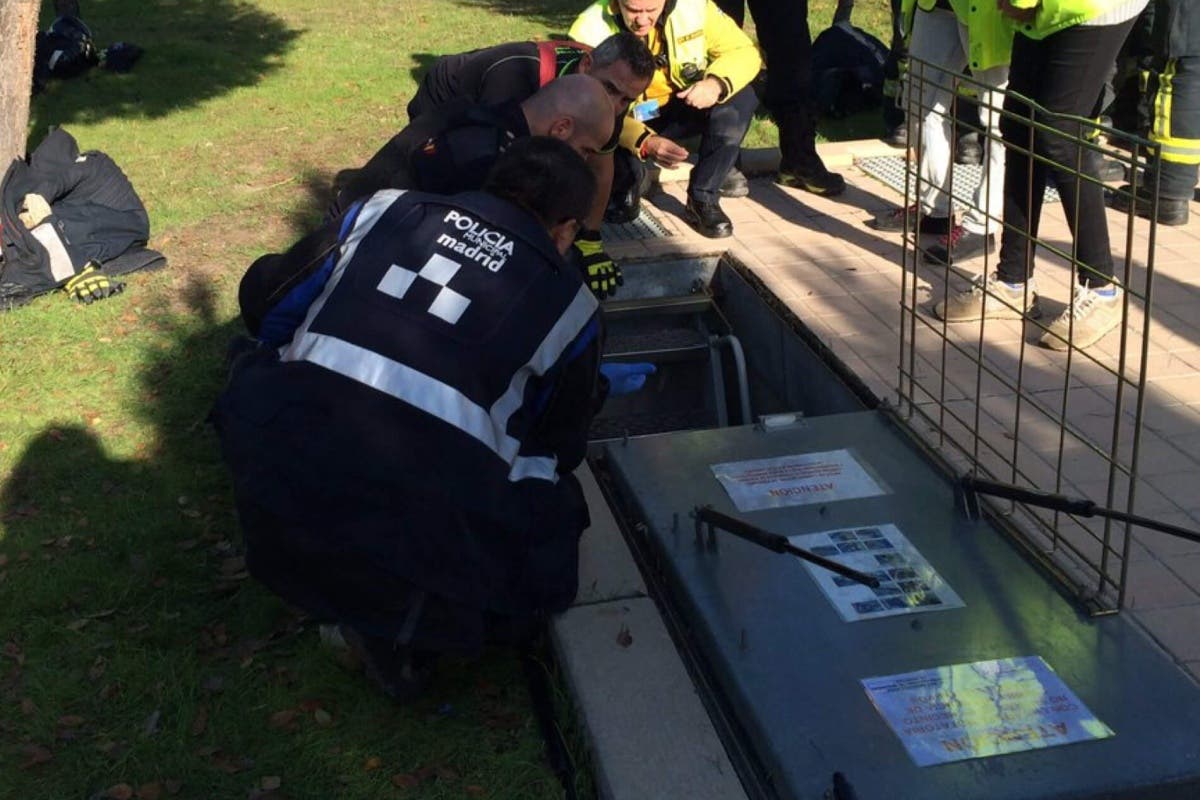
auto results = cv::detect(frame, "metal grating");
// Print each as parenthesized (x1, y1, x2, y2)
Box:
(601, 206, 672, 241)
(890, 58, 1166, 614)
(857, 155, 1060, 209)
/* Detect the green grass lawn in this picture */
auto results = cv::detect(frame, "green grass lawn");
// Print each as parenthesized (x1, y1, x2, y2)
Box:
(0, 2, 892, 797)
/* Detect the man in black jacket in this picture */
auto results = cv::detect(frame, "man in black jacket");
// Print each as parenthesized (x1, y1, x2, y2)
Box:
(1111, 0, 1199, 225)
(331, 73, 614, 215)
(215, 138, 609, 701)
(407, 33, 653, 126)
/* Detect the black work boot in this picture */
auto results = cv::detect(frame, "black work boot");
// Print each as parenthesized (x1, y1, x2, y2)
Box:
(720, 167, 750, 198)
(955, 132, 982, 166)
(778, 157, 847, 196)
(605, 149, 650, 224)
(340, 626, 435, 704)
(1110, 185, 1190, 226)
(775, 108, 846, 197)
(883, 121, 908, 148)
(684, 196, 733, 238)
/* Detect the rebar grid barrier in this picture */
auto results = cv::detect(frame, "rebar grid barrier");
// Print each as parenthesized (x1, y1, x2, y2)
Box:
(894, 56, 1164, 614)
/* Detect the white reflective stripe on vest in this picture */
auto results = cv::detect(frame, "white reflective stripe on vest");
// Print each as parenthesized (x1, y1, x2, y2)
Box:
(280, 188, 598, 483)
(30, 221, 77, 283)
(285, 330, 559, 481)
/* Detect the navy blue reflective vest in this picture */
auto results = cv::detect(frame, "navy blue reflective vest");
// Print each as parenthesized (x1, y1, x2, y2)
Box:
(215, 190, 600, 618)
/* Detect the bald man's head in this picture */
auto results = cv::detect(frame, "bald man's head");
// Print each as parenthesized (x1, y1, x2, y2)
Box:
(521, 74, 615, 158)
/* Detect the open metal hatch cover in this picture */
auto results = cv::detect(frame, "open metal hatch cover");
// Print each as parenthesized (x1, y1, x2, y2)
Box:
(601, 410, 1200, 800)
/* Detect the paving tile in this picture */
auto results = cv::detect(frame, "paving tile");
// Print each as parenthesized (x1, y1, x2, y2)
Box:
(1133, 606, 1200, 662)
(1124, 555, 1200, 609)
(727, 219, 778, 240)
(1149, 374, 1200, 406)
(1165, 553, 1200, 596)
(1134, 511, 1200, 558)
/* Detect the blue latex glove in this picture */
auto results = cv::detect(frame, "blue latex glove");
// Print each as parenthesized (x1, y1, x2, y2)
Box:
(600, 362, 656, 396)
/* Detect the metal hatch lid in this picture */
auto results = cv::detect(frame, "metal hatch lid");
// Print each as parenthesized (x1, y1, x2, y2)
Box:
(601, 409, 1200, 800)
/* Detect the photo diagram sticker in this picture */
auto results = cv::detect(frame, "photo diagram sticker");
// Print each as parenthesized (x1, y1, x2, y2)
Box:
(789, 523, 963, 622)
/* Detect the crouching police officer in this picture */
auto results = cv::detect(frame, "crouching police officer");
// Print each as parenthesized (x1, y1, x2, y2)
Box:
(332, 73, 624, 300)
(215, 138, 610, 701)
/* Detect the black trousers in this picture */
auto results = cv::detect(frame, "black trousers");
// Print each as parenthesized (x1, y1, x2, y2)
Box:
(649, 84, 759, 202)
(882, 0, 907, 129)
(997, 21, 1137, 288)
(713, 0, 821, 167)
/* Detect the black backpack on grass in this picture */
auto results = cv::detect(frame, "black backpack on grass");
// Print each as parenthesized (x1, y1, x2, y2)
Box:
(811, 20, 889, 119)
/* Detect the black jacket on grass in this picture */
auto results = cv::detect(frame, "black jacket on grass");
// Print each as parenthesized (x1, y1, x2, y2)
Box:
(0, 128, 156, 297)
(216, 188, 605, 651)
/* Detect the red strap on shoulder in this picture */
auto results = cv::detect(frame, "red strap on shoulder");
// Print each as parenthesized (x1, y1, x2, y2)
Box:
(535, 40, 593, 87)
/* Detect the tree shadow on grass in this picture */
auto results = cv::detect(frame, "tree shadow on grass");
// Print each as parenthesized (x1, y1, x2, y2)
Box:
(28, 0, 300, 143)
(0, 268, 559, 797)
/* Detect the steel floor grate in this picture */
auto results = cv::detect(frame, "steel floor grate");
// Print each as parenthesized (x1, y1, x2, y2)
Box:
(601, 206, 673, 241)
(856, 155, 1060, 209)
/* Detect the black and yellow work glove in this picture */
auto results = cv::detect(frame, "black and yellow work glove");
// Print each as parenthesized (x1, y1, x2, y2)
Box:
(64, 262, 125, 305)
(575, 230, 623, 301)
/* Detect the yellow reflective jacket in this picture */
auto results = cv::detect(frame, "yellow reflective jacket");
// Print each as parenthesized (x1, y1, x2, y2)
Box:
(570, 0, 762, 153)
(901, 0, 1014, 71)
(1007, 0, 1140, 39)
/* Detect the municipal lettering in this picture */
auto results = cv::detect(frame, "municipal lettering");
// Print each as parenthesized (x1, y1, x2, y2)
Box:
(437, 210, 515, 272)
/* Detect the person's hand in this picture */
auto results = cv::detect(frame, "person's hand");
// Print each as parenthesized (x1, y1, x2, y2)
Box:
(64, 262, 125, 304)
(997, 0, 1038, 22)
(600, 362, 656, 396)
(643, 135, 689, 168)
(575, 231, 624, 300)
(17, 193, 51, 229)
(676, 77, 724, 110)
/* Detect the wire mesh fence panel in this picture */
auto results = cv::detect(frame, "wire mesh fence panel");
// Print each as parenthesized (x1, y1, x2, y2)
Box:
(892, 57, 1167, 614)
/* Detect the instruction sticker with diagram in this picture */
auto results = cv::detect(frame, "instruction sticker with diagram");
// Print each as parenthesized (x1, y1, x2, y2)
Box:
(789, 523, 963, 622)
(710, 449, 886, 512)
(862, 655, 1114, 766)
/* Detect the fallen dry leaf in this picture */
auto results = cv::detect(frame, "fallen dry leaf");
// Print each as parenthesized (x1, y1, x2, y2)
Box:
(18, 744, 52, 769)
(364, 756, 382, 771)
(190, 705, 209, 736)
(104, 783, 134, 799)
(137, 782, 163, 800)
(313, 708, 333, 726)
(391, 774, 420, 788)
(261, 776, 282, 790)
(616, 625, 633, 648)
(465, 786, 486, 797)
(268, 709, 298, 729)
(58, 715, 85, 727)
(3, 640, 26, 665)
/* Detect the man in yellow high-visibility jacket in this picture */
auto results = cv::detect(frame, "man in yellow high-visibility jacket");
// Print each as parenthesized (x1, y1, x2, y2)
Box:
(570, 0, 762, 238)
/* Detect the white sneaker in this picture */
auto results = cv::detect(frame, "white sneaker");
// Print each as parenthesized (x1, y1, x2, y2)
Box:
(1039, 284, 1124, 351)
(933, 272, 1040, 322)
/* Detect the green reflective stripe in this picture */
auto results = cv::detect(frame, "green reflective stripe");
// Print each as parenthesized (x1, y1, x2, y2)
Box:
(1153, 58, 1176, 142)
(1156, 140, 1200, 164)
